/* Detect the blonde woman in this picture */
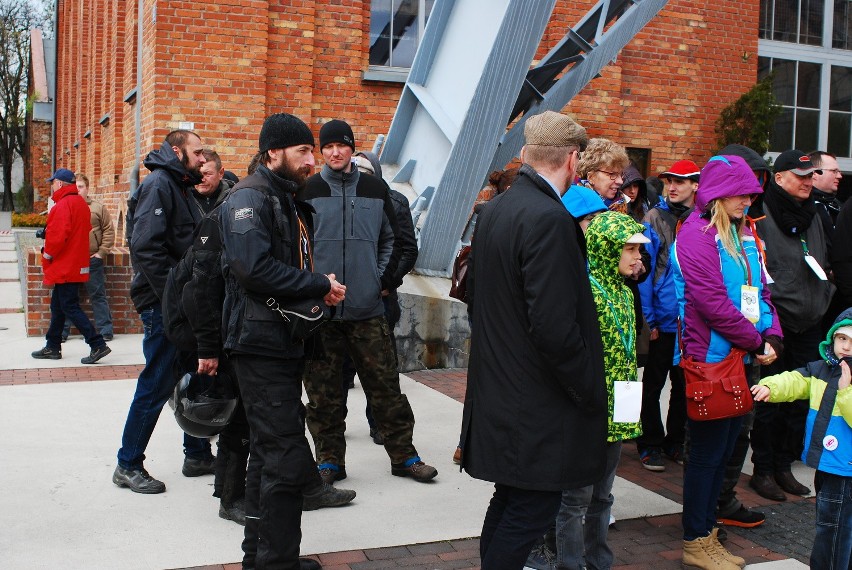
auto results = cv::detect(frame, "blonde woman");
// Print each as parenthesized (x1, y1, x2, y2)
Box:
(576, 138, 630, 213)
(671, 155, 782, 569)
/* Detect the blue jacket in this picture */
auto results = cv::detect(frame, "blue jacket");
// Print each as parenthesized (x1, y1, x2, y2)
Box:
(759, 309, 852, 477)
(638, 199, 682, 333)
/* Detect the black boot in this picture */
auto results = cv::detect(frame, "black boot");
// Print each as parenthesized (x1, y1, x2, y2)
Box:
(220, 450, 248, 525)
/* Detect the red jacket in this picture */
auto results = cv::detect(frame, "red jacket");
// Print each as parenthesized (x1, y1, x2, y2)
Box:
(42, 184, 91, 285)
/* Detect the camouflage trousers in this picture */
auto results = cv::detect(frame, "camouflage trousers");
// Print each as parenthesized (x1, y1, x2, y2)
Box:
(303, 316, 417, 466)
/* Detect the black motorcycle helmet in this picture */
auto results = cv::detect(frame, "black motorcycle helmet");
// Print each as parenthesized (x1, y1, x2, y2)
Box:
(169, 371, 238, 438)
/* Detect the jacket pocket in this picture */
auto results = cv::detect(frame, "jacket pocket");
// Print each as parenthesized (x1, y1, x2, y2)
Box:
(237, 295, 289, 350)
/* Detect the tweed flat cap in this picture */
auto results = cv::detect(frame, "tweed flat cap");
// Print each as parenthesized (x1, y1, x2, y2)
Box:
(524, 111, 588, 149)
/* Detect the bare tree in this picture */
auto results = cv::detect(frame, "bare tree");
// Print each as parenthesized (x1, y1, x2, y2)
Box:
(0, 1, 50, 211)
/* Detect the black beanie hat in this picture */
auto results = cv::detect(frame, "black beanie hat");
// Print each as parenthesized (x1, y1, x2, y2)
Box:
(319, 119, 355, 151)
(259, 113, 314, 153)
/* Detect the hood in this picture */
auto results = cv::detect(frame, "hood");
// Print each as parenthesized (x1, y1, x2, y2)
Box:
(718, 144, 771, 175)
(562, 184, 607, 219)
(586, 211, 645, 286)
(52, 183, 80, 202)
(619, 164, 647, 197)
(355, 151, 383, 180)
(143, 140, 202, 186)
(820, 307, 852, 364)
(694, 155, 764, 213)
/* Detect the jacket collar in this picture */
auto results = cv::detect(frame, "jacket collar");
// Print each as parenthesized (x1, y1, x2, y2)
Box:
(518, 163, 564, 204)
(52, 183, 79, 202)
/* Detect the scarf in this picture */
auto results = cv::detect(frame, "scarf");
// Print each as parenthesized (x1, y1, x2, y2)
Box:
(667, 199, 691, 221)
(763, 180, 816, 236)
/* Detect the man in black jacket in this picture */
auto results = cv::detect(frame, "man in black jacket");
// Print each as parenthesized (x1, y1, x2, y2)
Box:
(460, 111, 607, 568)
(220, 113, 355, 570)
(113, 130, 214, 494)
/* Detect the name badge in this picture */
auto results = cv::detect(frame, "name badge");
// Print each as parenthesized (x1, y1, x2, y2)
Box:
(804, 254, 828, 281)
(741, 285, 759, 323)
(613, 381, 642, 423)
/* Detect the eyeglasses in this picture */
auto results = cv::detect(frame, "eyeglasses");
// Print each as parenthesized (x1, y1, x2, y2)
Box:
(822, 168, 842, 175)
(596, 169, 623, 181)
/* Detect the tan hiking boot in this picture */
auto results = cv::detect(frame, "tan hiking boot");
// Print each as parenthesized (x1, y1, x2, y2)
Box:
(709, 528, 745, 567)
(682, 536, 740, 569)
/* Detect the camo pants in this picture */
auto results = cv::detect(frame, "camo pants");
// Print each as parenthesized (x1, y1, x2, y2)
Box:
(303, 316, 417, 466)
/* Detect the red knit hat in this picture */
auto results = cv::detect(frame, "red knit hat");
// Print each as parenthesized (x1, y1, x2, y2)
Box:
(659, 160, 700, 181)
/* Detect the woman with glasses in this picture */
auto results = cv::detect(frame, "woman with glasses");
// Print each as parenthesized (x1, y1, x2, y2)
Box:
(576, 138, 630, 214)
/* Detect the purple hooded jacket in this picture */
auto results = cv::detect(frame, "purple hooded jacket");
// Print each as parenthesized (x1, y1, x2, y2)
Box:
(672, 155, 782, 363)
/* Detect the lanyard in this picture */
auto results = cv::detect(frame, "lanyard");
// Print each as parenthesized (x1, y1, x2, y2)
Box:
(800, 237, 810, 256)
(730, 229, 753, 286)
(588, 275, 635, 363)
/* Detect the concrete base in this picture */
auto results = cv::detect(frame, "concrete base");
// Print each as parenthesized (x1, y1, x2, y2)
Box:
(394, 274, 470, 372)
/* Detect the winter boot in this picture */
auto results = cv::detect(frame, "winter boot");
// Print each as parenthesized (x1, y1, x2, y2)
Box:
(708, 528, 745, 567)
(682, 536, 740, 569)
(219, 450, 248, 526)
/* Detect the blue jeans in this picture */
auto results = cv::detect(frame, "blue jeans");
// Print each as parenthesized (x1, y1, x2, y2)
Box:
(63, 256, 113, 337)
(116, 306, 210, 470)
(46, 282, 104, 350)
(682, 415, 744, 540)
(811, 471, 852, 569)
(556, 441, 622, 570)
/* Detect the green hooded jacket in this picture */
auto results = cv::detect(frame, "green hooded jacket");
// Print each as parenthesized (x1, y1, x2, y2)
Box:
(586, 211, 645, 442)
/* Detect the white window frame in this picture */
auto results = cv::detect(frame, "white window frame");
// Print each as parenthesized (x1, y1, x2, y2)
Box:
(364, 0, 431, 82)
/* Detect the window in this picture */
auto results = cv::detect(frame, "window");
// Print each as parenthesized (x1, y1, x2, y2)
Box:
(369, 0, 434, 69)
(759, 57, 822, 151)
(760, 0, 824, 45)
(829, 65, 852, 156)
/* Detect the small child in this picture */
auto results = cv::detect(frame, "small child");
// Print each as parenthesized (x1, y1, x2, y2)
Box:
(751, 308, 852, 569)
(554, 211, 649, 569)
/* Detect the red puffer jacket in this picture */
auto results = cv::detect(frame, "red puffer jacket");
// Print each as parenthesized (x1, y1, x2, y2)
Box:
(42, 184, 91, 285)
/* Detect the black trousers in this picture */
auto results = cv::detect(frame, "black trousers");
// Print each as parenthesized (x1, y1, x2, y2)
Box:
(232, 354, 319, 570)
(635, 332, 686, 452)
(751, 324, 822, 475)
(480, 483, 562, 569)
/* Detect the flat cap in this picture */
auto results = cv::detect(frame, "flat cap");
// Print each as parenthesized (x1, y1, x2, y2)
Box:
(524, 111, 588, 149)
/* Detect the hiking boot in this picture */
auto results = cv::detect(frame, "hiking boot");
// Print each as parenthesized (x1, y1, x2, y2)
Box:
(391, 460, 438, 482)
(775, 471, 810, 496)
(639, 449, 665, 471)
(709, 528, 746, 567)
(749, 473, 786, 501)
(717, 505, 765, 528)
(318, 465, 347, 485)
(32, 346, 61, 360)
(298, 559, 321, 570)
(525, 542, 556, 570)
(183, 456, 216, 477)
(81, 345, 111, 364)
(369, 428, 384, 445)
(219, 498, 246, 526)
(452, 446, 462, 465)
(302, 482, 356, 511)
(682, 535, 740, 570)
(112, 465, 166, 494)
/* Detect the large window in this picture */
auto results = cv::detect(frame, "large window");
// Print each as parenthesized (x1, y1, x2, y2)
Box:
(369, 0, 434, 69)
(759, 0, 852, 162)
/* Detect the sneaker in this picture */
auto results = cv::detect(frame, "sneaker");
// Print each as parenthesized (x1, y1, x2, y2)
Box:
(639, 449, 666, 471)
(318, 465, 347, 485)
(716, 526, 728, 543)
(369, 428, 384, 445)
(219, 498, 246, 526)
(664, 444, 685, 465)
(524, 542, 556, 570)
(391, 460, 438, 482)
(452, 446, 462, 465)
(112, 465, 166, 494)
(302, 482, 356, 511)
(32, 346, 61, 360)
(81, 345, 111, 364)
(102, 334, 114, 341)
(182, 456, 216, 477)
(718, 505, 766, 528)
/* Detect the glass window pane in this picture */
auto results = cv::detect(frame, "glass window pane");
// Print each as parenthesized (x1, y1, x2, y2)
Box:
(797, 62, 821, 108)
(389, 0, 419, 68)
(834, 0, 852, 50)
(771, 107, 795, 151)
(828, 112, 851, 157)
(830, 66, 852, 111)
(772, 59, 796, 106)
(425, 0, 435, 26)
(369, 0, 392, 66)
(795, 109, 820, 150)
(760, 0, 772, 40)
(773, 0, 798, 42)
(758, 56, 772, 81)
(800, 0, 823, 45)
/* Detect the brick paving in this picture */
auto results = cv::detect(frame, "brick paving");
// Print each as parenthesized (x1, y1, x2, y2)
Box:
(3, 365, 815, 569)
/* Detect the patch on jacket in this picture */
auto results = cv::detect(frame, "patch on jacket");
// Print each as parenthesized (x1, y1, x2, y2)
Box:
(235, 207, 253, 221)
(154, 208, 163, 216)
(80, 267, 89, 275)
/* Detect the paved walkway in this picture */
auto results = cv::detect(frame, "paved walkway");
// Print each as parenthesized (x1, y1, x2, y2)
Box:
(0, 232, 814, 569)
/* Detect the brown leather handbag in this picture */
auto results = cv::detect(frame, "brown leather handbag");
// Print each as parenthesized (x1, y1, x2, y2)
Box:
(449, 245, 471, 302)
(680, 348, 753, 421)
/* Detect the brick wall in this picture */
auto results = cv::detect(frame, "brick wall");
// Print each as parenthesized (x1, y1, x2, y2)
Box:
(25, 246, 142, 336)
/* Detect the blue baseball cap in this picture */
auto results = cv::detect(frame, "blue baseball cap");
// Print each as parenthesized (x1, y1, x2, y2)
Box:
(47, 168, 75, 183)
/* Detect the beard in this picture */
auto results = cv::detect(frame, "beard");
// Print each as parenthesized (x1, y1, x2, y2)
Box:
(272, 160, 313, 186)
(181, 152, 203, 177)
